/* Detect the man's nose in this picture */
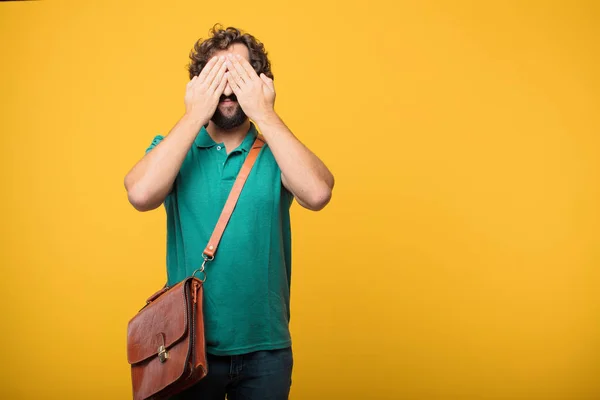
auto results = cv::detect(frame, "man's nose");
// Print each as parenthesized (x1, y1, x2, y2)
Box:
(223, 84, 233, 97)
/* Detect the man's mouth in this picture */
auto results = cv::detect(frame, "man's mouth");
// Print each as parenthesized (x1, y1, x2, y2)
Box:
(219, 95, 237, 104)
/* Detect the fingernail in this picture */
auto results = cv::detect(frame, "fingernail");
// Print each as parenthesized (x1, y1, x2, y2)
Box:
(219, 55, 225, 60)
(236, 54, 241, 59)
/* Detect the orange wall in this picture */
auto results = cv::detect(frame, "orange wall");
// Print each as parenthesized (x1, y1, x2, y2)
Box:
(1, 1, 599, 399)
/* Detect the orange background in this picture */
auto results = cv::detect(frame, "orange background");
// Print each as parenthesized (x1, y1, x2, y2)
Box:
(1, 1, 599, 399)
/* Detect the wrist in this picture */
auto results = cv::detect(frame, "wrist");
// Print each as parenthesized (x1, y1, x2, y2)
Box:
(182, 112, 208, 128)
(252, 109, 279, 127)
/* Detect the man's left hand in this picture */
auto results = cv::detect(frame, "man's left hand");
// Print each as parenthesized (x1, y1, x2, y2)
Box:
(226, 54, 276, 122)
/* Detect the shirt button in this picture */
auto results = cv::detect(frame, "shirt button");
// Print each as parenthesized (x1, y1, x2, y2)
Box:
(216, 146, 222, 151)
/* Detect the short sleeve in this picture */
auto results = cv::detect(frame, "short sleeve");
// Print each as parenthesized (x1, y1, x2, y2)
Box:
(144, 134, 176, 200)
(282, 183, 295, 209)
(145, 135, 165, 154)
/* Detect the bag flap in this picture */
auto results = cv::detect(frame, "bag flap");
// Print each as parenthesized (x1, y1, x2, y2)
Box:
(127, 280, 190, 365)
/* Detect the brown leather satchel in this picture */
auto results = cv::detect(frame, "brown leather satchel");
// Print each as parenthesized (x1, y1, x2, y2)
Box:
(127, 135, 265, 400)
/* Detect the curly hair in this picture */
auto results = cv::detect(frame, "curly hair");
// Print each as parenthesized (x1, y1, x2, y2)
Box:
(187, 24, 274, 81)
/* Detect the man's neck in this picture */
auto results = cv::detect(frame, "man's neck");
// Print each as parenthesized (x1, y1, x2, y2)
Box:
(206, 119, 252, 153)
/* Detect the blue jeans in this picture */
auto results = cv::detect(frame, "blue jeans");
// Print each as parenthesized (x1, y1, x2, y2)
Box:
(171, 347, 293, 400)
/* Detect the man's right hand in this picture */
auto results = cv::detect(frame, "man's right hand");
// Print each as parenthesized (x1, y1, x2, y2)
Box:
(124, 56, 228, 212)
(184, 55, 228, 124)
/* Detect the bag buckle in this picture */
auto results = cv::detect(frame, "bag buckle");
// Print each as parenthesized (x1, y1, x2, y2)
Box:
(157, 333, 168, 363)
(158, 345, 168, 363)
(191, 254, 213, 282)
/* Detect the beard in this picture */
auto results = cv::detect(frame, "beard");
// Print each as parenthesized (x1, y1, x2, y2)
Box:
(211, 94, 247, 130)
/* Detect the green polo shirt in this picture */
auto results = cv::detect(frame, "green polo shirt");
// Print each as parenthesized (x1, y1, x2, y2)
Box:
(145, 122, 294, 356)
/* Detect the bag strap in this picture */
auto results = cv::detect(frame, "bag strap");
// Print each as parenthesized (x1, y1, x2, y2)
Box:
(203, 134, 265, 260)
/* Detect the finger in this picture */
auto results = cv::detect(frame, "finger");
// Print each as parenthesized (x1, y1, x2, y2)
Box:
(204, 56, 226, 85)
(260, 73, 274, 91)
(215, 71, 228, 95)
(187, 75, 197, 87)
(208, 60, 228, 93)
(228, 54, 250, 83)
(226, 56, 246, 87)
(198, 56, 220, 82)
(237, 54, 259, 81)
(227, 72, 241, 93)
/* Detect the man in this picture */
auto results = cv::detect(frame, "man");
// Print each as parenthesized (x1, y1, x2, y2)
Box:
(124, 25, 334, 399)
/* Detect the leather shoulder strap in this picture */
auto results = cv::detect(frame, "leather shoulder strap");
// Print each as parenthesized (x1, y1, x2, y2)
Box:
(202, 134, 265, 259)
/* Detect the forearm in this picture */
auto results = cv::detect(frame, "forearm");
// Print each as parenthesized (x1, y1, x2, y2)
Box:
(124, 113, 205, 211)
(254, 112, 334, 210)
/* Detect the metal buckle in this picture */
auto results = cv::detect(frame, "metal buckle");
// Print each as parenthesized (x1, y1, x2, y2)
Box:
(158, 345, 168, 363)
(157, 333, 168, 363)
(191, 254, 213, 282)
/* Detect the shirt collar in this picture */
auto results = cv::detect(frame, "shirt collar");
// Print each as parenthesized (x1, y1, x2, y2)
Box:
(195, 122, 258, 153)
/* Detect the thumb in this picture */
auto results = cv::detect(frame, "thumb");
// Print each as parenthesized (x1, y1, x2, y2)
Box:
(260, 73, 275, 91)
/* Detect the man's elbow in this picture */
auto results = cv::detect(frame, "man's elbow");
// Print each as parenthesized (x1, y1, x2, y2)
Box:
(125, 180, 161, 212)
(303, 186, 333, 211)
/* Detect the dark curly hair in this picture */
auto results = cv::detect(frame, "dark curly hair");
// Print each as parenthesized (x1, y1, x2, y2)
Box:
(187, 24, 274, 81)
